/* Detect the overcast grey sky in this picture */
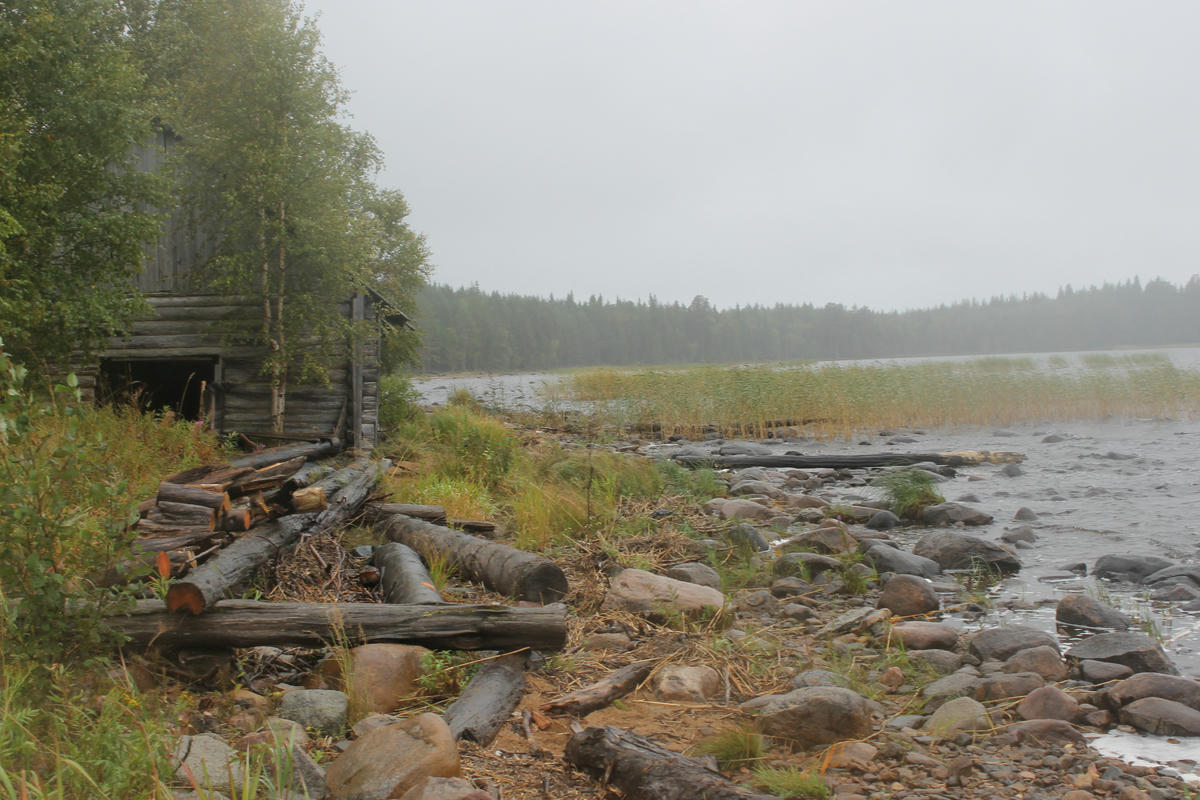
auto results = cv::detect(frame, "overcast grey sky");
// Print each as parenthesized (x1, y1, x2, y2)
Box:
(303, 1, 1200, 311)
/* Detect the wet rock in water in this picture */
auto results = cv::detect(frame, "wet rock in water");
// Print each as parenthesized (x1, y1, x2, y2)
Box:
(1106, 673, 1200, 711)
(756, 686, 879, 747)
(1042, 434, 1066, 443)
(956, 493, 982, 503)
(1000, 463, 1024, 477)
(866, 510, 901, 530)
(603, 568, 726, 621)
(1065, 632, 1178, 676)
(773, 551, 843, 580)
(1003, 645, 1069, 682)
(1017, 686, 1080, 721)
(654, 666, 721, 702)
(862, 543, 940, 578)
(1141, 564, 1200, 588)
(924, 696, 991, 739)
(975, 672, 1045, 702)
(1055, 594, 1132, 632)
(877, 574, 940, 617)
(1092, 554, 1175, 583)
(665, 562, 723, 591)
(1013, 506, 1038, 521)
(726, 522, 771, 550)
(914, 531, 1021, 573)
(968, 626, 1059, 662)
(326, 713, 460, 800)
(992, 719, 1087, 747)
(908, 649, 963, 674)
(278, 690, 348, 737)
(1118, 697, 1200, 737)
(1001, 526, 1037, 545)
(1150, 583, 1200, 602)
(1079, 659, 1134, 684)
(919, 502, 995, 527)
(890, 621, 958, 651)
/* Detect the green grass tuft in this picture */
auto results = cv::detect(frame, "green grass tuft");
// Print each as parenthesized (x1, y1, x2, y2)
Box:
(873, 467, 945, 519)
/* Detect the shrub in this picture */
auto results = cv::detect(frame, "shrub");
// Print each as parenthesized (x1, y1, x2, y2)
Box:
(873, 467, 945, 519)
(429, 406, 518, 486)
(378, 373, 423, 432)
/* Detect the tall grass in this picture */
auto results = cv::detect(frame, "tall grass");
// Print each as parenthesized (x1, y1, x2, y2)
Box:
(564, 357, 1200, 439)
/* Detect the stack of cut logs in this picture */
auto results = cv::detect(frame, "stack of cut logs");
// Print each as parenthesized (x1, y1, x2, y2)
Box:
(131, 439, 341, 571)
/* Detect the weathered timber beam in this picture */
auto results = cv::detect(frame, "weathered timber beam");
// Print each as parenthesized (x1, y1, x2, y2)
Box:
(374, 513, 568, 603)
(541, 660, 654, 716)
(564, 726, 781, 800)
(366, 502, 447, 525)
(228, 438, 341, 469)
(111, 600, 567, 652)
(674, 449, 1024, 470)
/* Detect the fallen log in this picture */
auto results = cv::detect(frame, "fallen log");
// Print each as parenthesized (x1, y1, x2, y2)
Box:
(132, 519, 216, 538)
(228, 438, 341, 470)
(443, 653, 528, 745)
(227, 456, 307, 495)
(111, 600, 567, 651)
(146, 502, 216, 529)
(375, 513, 568, 603)
(540, 660, 654, 717)
(564, 725, 780, 800)
(372, 542, 444, 604)
(290, 485, 328, 513)
(675, 449, 1024, 470)
(366, 502, 447, 525)
(165, 460, 385, 614)
(134, 529, 228, 553)
(163, 464, 253, 488)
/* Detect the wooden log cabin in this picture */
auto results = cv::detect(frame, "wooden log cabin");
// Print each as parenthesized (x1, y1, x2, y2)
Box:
(75, 129, 405, 449)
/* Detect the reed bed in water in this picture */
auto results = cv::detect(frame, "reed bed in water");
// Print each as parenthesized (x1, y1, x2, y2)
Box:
(564, 356, 1200, 440)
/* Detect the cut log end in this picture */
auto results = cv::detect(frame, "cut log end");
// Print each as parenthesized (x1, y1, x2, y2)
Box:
(522, 563, 570, 603)
(164, 583, 206, 615)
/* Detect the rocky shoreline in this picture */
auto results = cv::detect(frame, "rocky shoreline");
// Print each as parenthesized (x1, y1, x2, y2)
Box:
(161, 432, 1200, 800)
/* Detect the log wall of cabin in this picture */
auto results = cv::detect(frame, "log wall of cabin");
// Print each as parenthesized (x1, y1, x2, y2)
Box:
(83, 293, 383, 448)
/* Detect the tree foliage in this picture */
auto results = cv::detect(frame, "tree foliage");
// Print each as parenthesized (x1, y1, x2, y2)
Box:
(415, 277, 1200, 372)
(0, 0, 162, 368)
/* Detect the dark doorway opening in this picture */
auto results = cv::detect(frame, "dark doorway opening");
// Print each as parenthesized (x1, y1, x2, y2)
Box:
(99, 358, 216, 421)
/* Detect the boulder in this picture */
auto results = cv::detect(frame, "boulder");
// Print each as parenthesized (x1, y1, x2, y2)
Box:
(1013, 507, 1038, 521)
(779, 526, 858, 555)
(664, 562, 723, 591)
(1017, 686, 1079, 722)
(919, 503, 994, 527)
(1092, 555, 1174, 583)
(1003, 645, 1068, 682)
(320, 644, 430, 715)
(818, 607, 890, 637)
(1001, 526, 1037, 545)
(924, 697, 991, 739)
(602, 568, 725, 622)
(278, 689, 348, 737)
(975, 673, 1045, 702)
(654, 665, 721, 702)
(921, 671, 982, 709)
(770, 576, 814, 598)
(1118, 697, 1200, 737)
(783, 494, 830, 509)
(326, 713, 460, 800)
(756, 687, 878, 748)
(908, 649, 963, 674)
(877, 574, 939, 617)
(1055, 594, 1132, 631)
(173, 734, 242, 795)
(862, 543, 940, 578)
(1107, 673, 1200, 711)
(914, 531, 1020, 573)
(1065, 632, 1177, 676)
(889, 621, 958, 651)
(992, 719, 1087, 747)
(1141, 565, 1200, 588)
(866, 510, 901, 531)
(398, 777, 492, 800)
(968, 626, 1058, 662)
(1079, 660, 1134, 684)
(772, 552, 843, 580)
(729, 479, 784, 499)
(717, 500, 777, 522)
(791, 669, 851, 689)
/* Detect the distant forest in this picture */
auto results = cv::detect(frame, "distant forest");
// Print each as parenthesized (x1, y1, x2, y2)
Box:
(414, 277, 1200, 373)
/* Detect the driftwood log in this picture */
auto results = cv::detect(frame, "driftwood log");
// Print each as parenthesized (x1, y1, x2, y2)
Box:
(443, 653, 528, 745)
(564, 726, 780, 800)
(111, 600, 567, 651)
(375, 513, 568, 603)
(675, 449, 1024, 470)
(540, 660, 654, 716)
(165, 460, 385, 614)
(372, 542, 444, 604)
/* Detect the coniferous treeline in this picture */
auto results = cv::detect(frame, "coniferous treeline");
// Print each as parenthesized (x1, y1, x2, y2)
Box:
(415, 276, 1200, 372)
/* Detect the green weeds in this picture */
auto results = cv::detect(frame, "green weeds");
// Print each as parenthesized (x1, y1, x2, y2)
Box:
(873, 467, 945, 519)
(751, 766, 829, 799)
